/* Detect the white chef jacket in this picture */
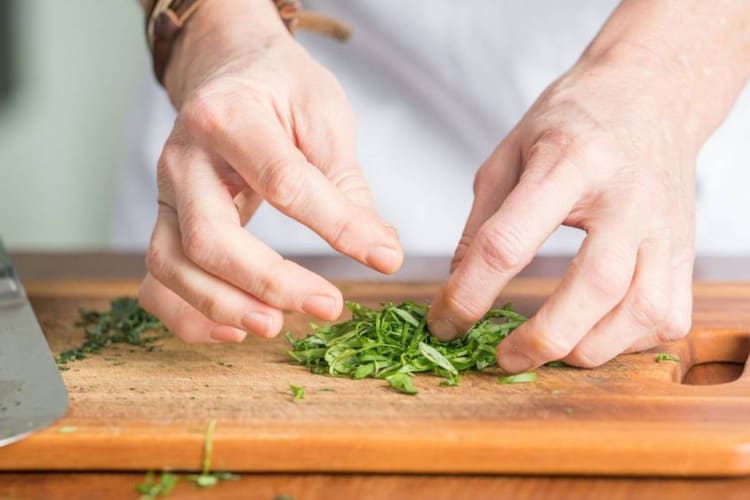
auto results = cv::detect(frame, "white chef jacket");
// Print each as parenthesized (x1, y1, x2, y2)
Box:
(112, 0, 750, 256)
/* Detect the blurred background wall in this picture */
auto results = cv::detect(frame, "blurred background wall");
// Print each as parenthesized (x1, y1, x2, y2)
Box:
(0, 0, 143, 249)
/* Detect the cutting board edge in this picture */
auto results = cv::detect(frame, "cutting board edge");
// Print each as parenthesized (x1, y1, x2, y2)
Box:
(2, 422, 749, 477)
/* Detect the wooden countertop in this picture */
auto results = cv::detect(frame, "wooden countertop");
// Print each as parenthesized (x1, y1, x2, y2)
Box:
(2, 252, 749, 499)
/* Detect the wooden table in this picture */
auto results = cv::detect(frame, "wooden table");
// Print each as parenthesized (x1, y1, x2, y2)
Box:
(2, 253, 749, 500)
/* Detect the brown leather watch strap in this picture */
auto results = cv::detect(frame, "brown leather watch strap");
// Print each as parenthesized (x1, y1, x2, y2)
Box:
(144, 0, 352, 86)
(146, 0, 204, 85)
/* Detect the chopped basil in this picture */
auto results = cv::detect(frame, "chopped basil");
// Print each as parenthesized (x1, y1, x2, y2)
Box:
(287, 301, 527, 394)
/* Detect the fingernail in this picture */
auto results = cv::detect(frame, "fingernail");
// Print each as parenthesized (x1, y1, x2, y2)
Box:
(302, 294, 338, 319)
(366, 245, 400, 272)
(209, 326, 247, 343)
(497, 350, 533, 373)
(242, 312, 273, 336)
(429, 318, 460, 340)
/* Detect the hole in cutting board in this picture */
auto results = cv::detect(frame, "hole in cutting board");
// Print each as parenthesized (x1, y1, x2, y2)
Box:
(682, 362, 745, 385)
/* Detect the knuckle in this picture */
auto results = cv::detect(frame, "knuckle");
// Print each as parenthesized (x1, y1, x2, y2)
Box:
(451, 234, 473, 271)
(177, 330, 205, 345)
(629, 290, 669, 330)
(328, 217, 358, 255)
(328, 168, 371, 204)
(156, 144, 181, 193)
(566, 343, 610, 369)
(182, 87, 227, 137)
(476, 223, 530, 273)
(440, 286, 486, 325)
(576, 253, 632, 301)
(660, 312, 692, 342)
(526, 127, 601, 188)
(535, 128, 577, 151)
(249, 263, 284, 305)
(531, 331, 574, 362)
(528, 129, 581, 167)
(194, 294, 223, 323)
(181, 221, 217, 267)
(258, 160, 304, 209)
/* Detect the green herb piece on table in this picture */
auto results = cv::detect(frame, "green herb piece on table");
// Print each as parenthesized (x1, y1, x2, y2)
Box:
(187, 419, 240, 489)
(57, 426, 78, 434)
(386, 373, 418, 395)
(655, 353, 680, 363)
(56, 297, 169, 368)
(289, 384, 305, 402)
(497, 372, 537, 384)
(136, 470, 178, 500)
(287, 301, 527, 394)
(544, 361, 568, 368)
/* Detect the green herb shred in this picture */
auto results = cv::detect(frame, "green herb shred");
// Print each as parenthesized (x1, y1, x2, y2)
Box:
(497, 372, 538, 384)
(287, 301, 527, 394)
(136, 470, 178, 500)
(544, 361, 569, 368)
(655, 353, 680, 363)
(289, 384, 305, 402)
(187, 418, 240, 489)
(386, 373, 418, 395)
(56, 297, 169, 368)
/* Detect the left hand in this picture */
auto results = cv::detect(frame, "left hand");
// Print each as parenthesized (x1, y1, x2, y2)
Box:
(428, 47, 699, 372)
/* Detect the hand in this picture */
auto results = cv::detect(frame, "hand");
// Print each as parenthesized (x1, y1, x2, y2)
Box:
(138, 0, 403, 343)
(428, 47, 700, 371)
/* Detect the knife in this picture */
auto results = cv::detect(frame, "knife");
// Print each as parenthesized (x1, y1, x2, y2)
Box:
(0, 239, 68, 447)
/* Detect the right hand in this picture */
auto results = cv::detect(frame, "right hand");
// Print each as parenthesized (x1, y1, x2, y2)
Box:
(138, 0, 403, 344)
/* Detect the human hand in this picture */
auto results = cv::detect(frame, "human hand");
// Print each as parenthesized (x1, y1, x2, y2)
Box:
(138, 0, 402, 343)
(428, 47, 700, 371)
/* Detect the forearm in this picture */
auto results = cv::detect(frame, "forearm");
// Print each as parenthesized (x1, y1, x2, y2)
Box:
(582, 0, 750, 145)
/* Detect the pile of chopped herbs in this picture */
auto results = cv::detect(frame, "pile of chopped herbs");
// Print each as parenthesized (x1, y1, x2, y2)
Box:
(286, 301, 527, 394)
(56, 297, 169, 369)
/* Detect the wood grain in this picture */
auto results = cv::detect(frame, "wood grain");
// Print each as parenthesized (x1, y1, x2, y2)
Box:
(0, 279, 748, 477)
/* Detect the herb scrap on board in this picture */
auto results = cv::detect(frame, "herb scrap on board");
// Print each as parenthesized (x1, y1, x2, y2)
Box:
(56, 297, 169, 369)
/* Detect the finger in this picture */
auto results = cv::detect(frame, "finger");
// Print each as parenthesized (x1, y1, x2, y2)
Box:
(146, 205, 285, 339)
(159, 145, 344, 320)
(185, 104, 402, 274)
(139, 273, 248, 344)
(428, 138, 585, 340)
(451, 134, 522, 273)
(563, 233, 671, 368)
(297, 85, 376, 210)
(496, 222, 639, 372)
(625, 250, 694, 354)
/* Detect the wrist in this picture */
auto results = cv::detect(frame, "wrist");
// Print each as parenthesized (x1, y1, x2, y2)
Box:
(578, 42, 706, 149)
(164, 0, 291, 107)
(579, 0, 750, 148)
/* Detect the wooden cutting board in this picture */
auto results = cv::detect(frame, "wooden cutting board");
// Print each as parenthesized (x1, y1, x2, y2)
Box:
(1, 279, 748, 476)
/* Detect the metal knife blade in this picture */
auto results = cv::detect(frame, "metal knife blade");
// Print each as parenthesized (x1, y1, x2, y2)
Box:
(0, 239, 68, 447)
